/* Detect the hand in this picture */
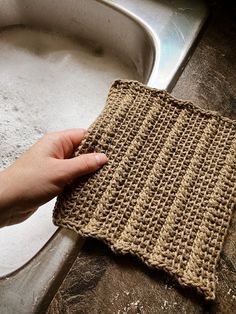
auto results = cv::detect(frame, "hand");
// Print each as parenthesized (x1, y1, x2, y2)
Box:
(0, 128, 107, 227)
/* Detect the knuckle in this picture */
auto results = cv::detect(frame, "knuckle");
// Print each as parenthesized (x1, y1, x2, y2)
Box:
(79, 155, 97, 173)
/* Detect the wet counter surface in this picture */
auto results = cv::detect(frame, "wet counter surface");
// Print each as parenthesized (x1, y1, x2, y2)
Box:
(47, 2, 236, 313)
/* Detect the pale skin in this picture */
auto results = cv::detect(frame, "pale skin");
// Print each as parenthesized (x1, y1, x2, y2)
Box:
(0, 128, 108, 228)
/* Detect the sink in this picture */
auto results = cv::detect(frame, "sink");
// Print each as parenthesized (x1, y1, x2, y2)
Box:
(0, 0, 208, 312)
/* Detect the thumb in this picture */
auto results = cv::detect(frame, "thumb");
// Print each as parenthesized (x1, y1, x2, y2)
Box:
(64, 153, 108, 179)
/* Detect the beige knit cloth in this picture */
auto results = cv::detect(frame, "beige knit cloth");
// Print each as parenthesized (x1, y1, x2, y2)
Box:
(53, 80, 236, 300)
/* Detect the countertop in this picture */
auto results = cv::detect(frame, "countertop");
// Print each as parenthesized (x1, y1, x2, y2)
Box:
(47, 1, 236, 313)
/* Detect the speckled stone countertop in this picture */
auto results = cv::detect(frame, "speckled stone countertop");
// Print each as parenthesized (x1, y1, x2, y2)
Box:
(47, 1, 236, 313)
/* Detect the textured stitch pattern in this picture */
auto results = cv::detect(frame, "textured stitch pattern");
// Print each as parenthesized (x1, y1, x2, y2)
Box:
(53, 80, 236, 300)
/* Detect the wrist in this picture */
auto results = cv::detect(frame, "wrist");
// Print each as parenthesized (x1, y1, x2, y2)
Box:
(0, 169, 17, 227)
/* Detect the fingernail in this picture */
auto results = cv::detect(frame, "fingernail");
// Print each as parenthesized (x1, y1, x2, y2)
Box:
(95, 153, 108, 165)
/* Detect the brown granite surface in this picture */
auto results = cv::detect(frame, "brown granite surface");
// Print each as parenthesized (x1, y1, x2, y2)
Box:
(47, 1, 236, 313)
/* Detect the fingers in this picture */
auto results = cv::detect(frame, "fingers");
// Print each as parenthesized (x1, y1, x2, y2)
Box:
(40, 128, 87, 158)
(64, 153, 108, 179)
(55, 128, 87, 148)
(56, 128, 87, 158)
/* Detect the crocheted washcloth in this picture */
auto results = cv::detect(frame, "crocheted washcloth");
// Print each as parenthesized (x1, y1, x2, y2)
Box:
(53, 80, 236, 300)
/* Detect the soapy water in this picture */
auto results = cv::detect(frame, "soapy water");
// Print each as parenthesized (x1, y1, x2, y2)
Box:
(0, 26, 138, 277)
(0, 26, 137, 168)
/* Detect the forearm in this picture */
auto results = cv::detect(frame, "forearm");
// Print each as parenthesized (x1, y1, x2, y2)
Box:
(0, 165, 39, 227)
(0, 169, 19, 227)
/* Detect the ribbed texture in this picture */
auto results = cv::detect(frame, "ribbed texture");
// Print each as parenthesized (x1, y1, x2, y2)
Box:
(53, 80, 236, 300)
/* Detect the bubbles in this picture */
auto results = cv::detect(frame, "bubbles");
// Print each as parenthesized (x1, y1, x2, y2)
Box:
(0, 26, 137, 168)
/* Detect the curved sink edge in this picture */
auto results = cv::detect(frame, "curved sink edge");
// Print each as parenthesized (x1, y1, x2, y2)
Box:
(0, 228, 60, 280)
(158, 5, 209, 91)
(0, 228, 85, 313)
(113, 0, 209, 91)
(97, 0, 209, 90)
(100, 0, 160, 84)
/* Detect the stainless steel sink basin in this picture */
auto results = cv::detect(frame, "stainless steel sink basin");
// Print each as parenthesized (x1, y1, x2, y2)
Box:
(0, 0, 207, 312)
